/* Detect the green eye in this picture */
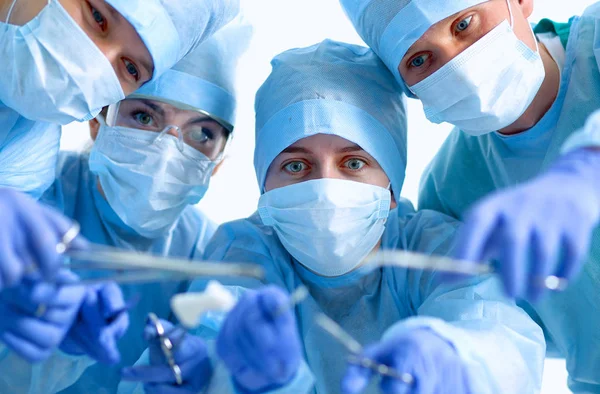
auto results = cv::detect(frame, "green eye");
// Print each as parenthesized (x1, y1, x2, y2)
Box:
(456, 16, 473, 32)
(345, 159, 365, 171)
(134, 112, 153, 126)
(284, 161, 307, 173)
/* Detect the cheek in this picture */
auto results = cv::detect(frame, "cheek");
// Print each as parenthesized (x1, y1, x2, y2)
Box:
(513, 18, 537, 52)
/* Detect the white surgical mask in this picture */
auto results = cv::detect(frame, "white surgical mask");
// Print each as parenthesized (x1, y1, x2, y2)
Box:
(0, 0, 124, 124)
(409, 0, 545, 136)
(89, 122, 218, 238)
(258, 178, 391, 277)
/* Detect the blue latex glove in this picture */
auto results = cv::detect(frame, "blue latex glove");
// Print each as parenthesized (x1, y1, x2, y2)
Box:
(121, 318, 213, 394)
(60, 282, 129, 364)
(216, 286, 302, 394)
(0, 187, 87, 290)
(454, 148, 600, 301)
(341, 328, 470, 394)
(0, 270, 86, 362)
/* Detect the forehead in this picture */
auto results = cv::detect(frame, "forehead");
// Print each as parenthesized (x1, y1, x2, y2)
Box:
(284, 134, 364, 153)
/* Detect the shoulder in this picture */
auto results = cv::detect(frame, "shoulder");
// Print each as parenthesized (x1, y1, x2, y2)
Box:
(205, 213, 281, 261)
(395, 208, 460, 257)
(40, 152, 89, 213)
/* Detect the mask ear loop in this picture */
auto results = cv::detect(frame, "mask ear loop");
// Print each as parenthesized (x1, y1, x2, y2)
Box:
(5, 0, 21, 24)
(506, 0, 540, 53)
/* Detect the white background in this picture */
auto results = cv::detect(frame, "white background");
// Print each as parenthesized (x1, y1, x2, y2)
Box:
(60, 1, 594, 392)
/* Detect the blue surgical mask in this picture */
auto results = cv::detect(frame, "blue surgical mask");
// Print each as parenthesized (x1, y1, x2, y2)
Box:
(89, 122, 218, 238)
(409, 0, 545, 136)
(0, 0, 124, 124)
(258, 178, 391, 277)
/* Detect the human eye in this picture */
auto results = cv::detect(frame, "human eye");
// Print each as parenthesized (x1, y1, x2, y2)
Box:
(122, 58, 140, 82)
(133, 111, 154, 127)
(88, 3, 107, 31)
(455, 15, 473, 33)
(188, 128, 212, 144)
(283, 161, 308, 174)
(409, 53, 430, 68)
(344, 158, 366, 171)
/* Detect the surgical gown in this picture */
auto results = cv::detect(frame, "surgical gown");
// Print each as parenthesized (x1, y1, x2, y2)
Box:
(0, 152, 216, 394)
(418, 4, 600, 392)
(0, 103, 60, 199)
(121, 203, 545, 394)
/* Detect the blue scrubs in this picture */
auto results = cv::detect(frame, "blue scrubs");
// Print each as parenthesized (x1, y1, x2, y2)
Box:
(0, 102, 60, 199)
(122, 204, 545, 394)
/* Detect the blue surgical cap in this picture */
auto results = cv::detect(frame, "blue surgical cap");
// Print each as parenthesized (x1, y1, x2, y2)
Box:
(131, 16, 253, 130)
(254, 39, 407, 199)
(106, 0, 240, 83)
(339, 0, 488, 92)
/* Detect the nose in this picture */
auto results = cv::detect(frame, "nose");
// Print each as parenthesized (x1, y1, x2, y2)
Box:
(315, 163, 344, 180)
(163, 126, 181, 139)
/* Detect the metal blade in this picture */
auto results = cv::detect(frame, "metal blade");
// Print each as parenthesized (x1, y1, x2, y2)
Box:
(364, 249, 492, 276)
(65, 247, 265, 281)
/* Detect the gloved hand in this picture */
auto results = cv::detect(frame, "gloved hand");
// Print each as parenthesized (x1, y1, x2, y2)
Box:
(341, 328, 470, 394)
(216, 286, 302, 393)
(453, 148, 600, 301)
(121, 318, 213, 394)
(0, 187, 87, 290)
(60, 282, 129, 364)
(0, 270, 86, 362)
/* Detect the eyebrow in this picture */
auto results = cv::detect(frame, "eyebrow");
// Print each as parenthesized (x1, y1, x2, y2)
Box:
(136, 99, 166, 117)
(280, 143, 365, 155)
(337, 144, 364, 154)
(281, 146, 312, 154)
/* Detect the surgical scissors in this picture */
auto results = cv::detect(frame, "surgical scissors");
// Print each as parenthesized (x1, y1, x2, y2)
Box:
(147, 313, 184, 385)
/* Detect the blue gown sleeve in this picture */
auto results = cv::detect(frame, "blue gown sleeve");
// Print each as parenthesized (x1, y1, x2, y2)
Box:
(561, 108, 600, 153)
(118, 218, 315, 394)
(390, 211, 545, 393)
(0, 345, 96, 394)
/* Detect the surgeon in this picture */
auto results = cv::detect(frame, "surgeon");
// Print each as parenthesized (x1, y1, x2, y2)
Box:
(0, 16, 253, 394)
(0, 0, 239, 290)
(0, 0, 239, 196)
(120, 40, 544, 394)
(340, 0, 600, 391)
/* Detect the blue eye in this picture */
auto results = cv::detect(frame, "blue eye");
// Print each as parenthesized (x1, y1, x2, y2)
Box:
(345, 159, 365, 171)
(134, 112, 153, 126)
(410, 55, 427, 68)
(123, 59, 140, 81)
(89, 5, 107, 30)
(456, 16, 473, 32)
(284, 161, 307, 174)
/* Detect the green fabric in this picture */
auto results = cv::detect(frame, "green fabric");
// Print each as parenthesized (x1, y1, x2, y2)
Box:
(534, 17, 574, 49)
